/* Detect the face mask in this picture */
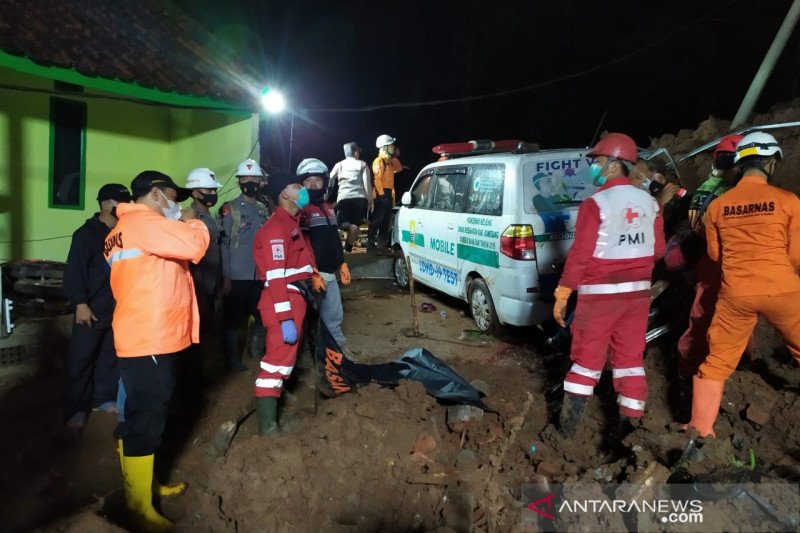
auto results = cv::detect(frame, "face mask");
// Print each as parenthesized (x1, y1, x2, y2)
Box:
(640, 177, 652, 190)
(199, 192, 218, 207)
(110, 205, 118, 219)
(308, 188, 326, 205)
(590, 162, 606, 186)
(158, 190, 182, 220)
(241, 182, 259, 198)
(295, 187, 310, 209)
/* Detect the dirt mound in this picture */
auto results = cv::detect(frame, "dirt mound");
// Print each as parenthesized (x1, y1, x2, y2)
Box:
(649, 97, 800, 194)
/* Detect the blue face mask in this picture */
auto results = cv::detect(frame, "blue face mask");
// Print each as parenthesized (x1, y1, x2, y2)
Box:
(590, 162, 606, 186)
(295, 187, 310, 209)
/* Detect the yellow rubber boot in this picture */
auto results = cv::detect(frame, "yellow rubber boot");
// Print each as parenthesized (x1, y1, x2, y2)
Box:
(118, 439, 186, 498)
(682, 376, 725, 438)
(120, 453, 173, 532)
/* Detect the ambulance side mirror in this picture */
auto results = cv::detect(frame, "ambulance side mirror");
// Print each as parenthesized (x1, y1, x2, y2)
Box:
(401, 191, 412, 207)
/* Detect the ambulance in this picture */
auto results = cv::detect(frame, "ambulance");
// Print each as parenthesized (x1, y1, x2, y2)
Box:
(391, 139, 599, 333)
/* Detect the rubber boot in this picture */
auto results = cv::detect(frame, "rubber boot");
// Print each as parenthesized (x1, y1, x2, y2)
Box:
(367, 224, 378, 253)
(117, 440, 186, 498)
(614, 416, 642, 442)
(674, 374, 692, 424)
(120, 453, 172, 532)
(683, 376, 724, 438)
(250, 324, 266, 361)
(256, 396, 280, 435)
(559, 393, 588, 438)
(223, 330, 246, 373)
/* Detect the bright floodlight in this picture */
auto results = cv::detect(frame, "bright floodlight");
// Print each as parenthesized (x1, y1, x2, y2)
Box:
(261, 89, 286, 114)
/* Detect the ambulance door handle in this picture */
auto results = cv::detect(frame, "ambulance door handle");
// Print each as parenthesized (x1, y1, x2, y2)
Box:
(447, 223, 454, 230)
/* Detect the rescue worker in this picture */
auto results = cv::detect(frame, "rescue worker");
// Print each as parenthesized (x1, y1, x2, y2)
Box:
(252, 171, 325, 434)
(368, 134, 403, 252)
(63, 183, 131, 430)
(674, 135, 743, 410)
(219, 159, 269, 371)
(685, 132, 800, 438)
(182, 168, 223, 393)
(553, 133, 665, 438)
(186, 167, 223, 338)
(297, 158, 352, 353)
(329, 142, 372, 252)
(105, 170, 209, 530)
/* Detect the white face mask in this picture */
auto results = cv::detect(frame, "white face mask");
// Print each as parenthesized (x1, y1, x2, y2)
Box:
(640, 177, 652, 190)
(158, 189, 182, 220)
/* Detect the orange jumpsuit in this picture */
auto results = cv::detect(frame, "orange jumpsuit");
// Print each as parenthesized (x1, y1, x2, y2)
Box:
(699, 174, 800, 381)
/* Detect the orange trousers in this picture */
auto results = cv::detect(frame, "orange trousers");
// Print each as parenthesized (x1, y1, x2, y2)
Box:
(698, 291, 800, 381)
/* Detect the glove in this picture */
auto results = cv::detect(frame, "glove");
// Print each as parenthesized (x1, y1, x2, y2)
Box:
(311, 268, 326, 292)
(280, 319, 298, 345)
(339, 263, 351, 286)
(553, 285, 573, 328)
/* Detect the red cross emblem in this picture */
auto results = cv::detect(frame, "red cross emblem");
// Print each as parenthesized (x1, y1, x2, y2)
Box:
(622, 204, 644, 229)
(527, 493, 556, 520)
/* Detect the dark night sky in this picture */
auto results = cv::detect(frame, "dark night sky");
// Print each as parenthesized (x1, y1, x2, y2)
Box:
(179, 0, 800, 193)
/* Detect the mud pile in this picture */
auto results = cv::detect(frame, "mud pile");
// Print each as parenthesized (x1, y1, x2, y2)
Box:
(649, 97, 800, 194)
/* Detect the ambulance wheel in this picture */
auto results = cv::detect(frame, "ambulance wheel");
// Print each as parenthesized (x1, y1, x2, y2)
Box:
(393, 254, 409, 289)
(468, 278, 501, 334)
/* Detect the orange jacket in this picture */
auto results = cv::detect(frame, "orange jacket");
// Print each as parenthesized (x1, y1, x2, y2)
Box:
(104, 203, 210, 357)
(704, 173, 800, 298)
(372, 156, 403, 195)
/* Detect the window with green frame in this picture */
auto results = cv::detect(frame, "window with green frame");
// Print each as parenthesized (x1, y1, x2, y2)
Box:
(49, 98, 86, 209)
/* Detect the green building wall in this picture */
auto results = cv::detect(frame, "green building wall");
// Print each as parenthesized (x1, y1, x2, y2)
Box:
(0, 67, 257, 261)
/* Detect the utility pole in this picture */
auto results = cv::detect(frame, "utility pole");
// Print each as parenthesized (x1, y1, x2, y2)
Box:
(731, 0, 800, 129)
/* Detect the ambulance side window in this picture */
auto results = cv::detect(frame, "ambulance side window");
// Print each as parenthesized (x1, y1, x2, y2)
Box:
(410, 173, 434, 208)
(431, 168, 468, 212)
(466, 165, 504, 216)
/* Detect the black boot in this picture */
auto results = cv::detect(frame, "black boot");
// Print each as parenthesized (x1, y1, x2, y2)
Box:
(559, 394, 588, 438)
(366, 225, 377, 252)
(250, 324, 266, 361)
(674, 374, 692, 423)
(223, 330, 246, 373)
(614, 416, 642, 442)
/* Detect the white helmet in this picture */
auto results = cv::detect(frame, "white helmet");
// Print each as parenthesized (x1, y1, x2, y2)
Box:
(296, 158, 329, 177)
(186, 168, 221, 189)
(734, 132, 783, 164)
(376, 134, 396, 148)
(236, 158, 265, 177)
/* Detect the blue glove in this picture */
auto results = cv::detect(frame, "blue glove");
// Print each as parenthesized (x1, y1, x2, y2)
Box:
(280, 319, 298, 345)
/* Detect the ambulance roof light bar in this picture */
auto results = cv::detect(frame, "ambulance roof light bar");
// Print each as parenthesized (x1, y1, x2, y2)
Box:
(432, 139, 539, 158)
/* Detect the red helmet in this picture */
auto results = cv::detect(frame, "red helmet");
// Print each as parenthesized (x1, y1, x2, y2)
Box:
(713, 133, 744, 158)
(587, 133, 638, 163)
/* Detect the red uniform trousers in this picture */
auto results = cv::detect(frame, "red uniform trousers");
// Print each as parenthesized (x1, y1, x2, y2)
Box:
(254, 288, 307, 398)
(563, 295, 650, 418)
(676, 254, 721, 379)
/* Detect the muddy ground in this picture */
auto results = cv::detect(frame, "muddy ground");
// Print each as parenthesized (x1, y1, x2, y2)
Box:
(1, 272, 798, 532)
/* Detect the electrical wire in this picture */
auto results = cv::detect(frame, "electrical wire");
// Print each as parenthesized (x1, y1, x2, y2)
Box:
(304, 14, 716, 113)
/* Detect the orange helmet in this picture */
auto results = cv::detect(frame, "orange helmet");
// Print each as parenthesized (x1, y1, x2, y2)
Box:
(587, 133, 638, 163)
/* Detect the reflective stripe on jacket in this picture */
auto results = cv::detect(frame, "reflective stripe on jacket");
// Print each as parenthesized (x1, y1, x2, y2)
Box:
(104, 203, 210, 357)
(559, 177, 665, 299)
(704, 173, 800, 297)
(253, 207, 315, 322)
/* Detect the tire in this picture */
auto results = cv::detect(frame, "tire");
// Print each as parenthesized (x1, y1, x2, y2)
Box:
(393, 254, 409, 289)
(468, 278, 501, 334)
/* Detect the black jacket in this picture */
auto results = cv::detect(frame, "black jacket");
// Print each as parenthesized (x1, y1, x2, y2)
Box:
(63, 215, 115, 326)
(300, 202, 344, 274)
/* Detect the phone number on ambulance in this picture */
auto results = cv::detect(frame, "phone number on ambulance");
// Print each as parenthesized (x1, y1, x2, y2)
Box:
(418, 259, 458, 285)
